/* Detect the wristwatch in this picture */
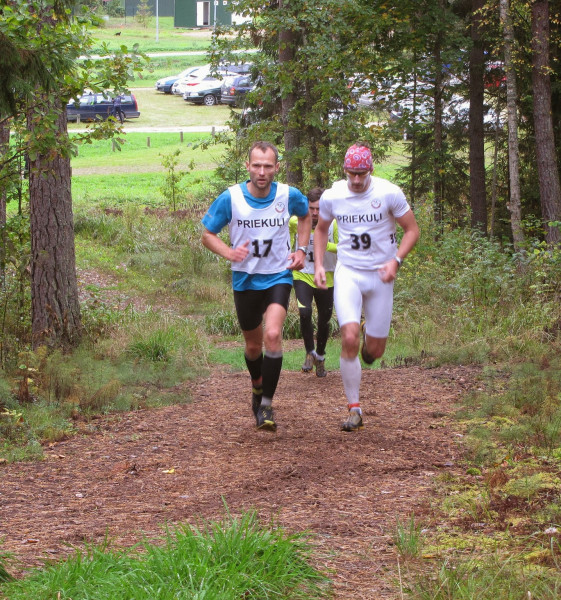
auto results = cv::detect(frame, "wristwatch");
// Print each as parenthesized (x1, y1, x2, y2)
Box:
(297, 245, 308, 255)
(395, 256, 403, 268)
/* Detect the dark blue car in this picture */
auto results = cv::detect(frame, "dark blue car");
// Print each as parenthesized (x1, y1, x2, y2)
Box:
(66, 93, 140, 123)
(220, 74, 256, 107)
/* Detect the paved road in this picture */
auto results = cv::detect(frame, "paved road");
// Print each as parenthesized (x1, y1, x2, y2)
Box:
(82, 50, 208, 59)
(82, 49, 254, 60)
(71, 125, 228, 134)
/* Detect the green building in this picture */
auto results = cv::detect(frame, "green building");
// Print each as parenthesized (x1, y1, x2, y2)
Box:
(174, 0, 246, 28)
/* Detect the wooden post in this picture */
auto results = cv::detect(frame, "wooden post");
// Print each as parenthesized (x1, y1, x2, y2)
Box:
(147, 137, 151, 147)
(211, 126, 215, 137)
(180, 131, 184, 143)
(112, 139, 116, 152)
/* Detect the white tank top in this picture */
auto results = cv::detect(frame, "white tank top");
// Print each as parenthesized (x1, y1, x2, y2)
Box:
(295, 224, 337, 274)
(229, 183, 291, 274)
(320, 177, 410, 269)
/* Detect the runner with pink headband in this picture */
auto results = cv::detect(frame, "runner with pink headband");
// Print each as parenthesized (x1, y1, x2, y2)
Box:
(343, 144, 373, 170)
(312, 142, 420, 432)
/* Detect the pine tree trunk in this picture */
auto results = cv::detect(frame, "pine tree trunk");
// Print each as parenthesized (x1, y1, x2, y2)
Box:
(469, 0, 487, 233)
(531, 0, 561, 245)
(0, 120, 9, 280)
(499, 0, 525, 250)
(433, 26, 444, 215)
(28, 103, 82, 349)
(279, 0, 302, 186)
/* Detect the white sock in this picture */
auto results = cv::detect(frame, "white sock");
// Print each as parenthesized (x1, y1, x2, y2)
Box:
(339, 356, 361, 406)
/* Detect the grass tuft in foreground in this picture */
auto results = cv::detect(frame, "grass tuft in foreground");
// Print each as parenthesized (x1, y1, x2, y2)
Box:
(407, 550, 561, 599)
(0, 510, 331, 600)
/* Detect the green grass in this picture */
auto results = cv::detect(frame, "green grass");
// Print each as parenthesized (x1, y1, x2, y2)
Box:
(70, 131, 229, 209)
(0, 510, 330, 599)
(207, 332, 413, 374)
(71, 131, 223, 171)
(393, 514, 424, 560)
(208, 338, 342, 374)
(90, 17, 213, 54)
(409, 552, 561, 599)
(73, 172, 172, 206)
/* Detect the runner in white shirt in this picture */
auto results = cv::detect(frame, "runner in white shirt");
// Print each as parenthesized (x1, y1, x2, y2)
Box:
(313, 143, 420, 431)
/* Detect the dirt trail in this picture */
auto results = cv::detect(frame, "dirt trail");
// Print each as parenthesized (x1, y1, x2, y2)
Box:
(0, 362, 480, 599)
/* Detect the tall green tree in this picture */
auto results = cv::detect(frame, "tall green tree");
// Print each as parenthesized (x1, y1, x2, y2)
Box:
(469, 0, 488, 233)
(0, 120, 8, 280)
(278, 0, 302, 186)
(531, 0, 561, 245)
(212, 0, 393, 186)
(500, 0, 525, 250)
(214, 0, 558, 249)
(0, 0, 145, 350)
(1, 0, 84, 348)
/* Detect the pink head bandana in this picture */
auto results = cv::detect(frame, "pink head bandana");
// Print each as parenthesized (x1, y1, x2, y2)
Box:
(343, 144, 373, 171)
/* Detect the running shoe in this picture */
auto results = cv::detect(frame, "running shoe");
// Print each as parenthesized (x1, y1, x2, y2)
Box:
(256, 405, 277, 431)
(315, 358, 326, 378)
(341, 410, 364, 432)
(302, 353, 315, 372)
(360, 321, 375, 365)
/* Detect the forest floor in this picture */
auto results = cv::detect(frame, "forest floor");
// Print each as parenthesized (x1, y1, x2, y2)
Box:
(0, 269, 483, 599)
(0, 361, 482, 599)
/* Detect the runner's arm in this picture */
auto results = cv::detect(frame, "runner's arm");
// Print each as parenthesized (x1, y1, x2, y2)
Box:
(288, 215, 298, 250)
(379, 209, 420, 283)
(312, 216, 332, 288)
(327, 221, 338, 254)
(202, 229, 249, 263)
(288, 212, 312, 270)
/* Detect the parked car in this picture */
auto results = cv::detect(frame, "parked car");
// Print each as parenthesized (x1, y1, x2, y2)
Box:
(358, 90, 375, 107)
(174, 63, 252, 106)
(220, 74, 256, 107)
(66, 92, 140, 122)
(183, 75, 225, 106)
(171, 67, 204, 95)
(155, 67, 200, 94)
(216, 62, 253, 76)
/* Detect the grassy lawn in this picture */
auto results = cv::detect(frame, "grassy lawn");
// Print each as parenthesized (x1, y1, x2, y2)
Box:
(72, 131, 225, 172)
(90, 16, 213, 53)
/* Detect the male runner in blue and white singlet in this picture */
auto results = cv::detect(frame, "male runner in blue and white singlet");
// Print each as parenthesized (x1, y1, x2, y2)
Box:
(313, 143, 419, 431)
(202, 141, 311, 431)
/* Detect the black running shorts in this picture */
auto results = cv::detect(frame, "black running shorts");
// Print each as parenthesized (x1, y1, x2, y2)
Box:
(233, 284, 292, 331)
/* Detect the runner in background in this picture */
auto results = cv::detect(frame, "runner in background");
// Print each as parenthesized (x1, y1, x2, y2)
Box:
(289, 187, 338, 377)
